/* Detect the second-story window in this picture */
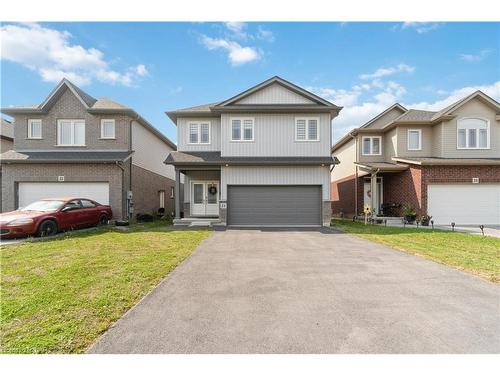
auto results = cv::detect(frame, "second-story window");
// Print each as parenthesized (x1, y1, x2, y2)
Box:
(188, 122, 210, 144)
(457, 118, 489, 149)
(101, 119, 116, 139)
(57, 120, 85, 146)
(231, 118, 254, 141)
(295, 117, 319, 141)
(407, 129, 422, 150)
(27, 119, 42, 139)
(362, 136, 382, 155)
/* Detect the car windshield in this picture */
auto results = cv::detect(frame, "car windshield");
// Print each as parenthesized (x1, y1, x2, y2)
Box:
(20, 200, 66, 212)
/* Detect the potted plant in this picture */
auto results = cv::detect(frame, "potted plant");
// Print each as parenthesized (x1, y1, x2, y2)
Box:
(402, 204, 417, 224)
(420, 213, 432, 226)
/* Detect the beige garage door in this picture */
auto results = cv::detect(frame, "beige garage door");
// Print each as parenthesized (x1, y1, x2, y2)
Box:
(18, 182, 110, 208)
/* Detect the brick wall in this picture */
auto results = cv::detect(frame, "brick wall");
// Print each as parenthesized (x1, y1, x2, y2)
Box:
(383, 166, 423, 215)
(131, 164, 175, 217)
(1, 163, 124, 218)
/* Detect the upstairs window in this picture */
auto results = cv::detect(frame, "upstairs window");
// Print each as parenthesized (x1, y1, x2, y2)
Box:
(101, 119, 115, 139)
(27, 119, 42, 139)
(407, 129, 422, 150)
(231, 118, 254, 141)
(295, 117, 319, 141)
(188, 122, 210, 144)
(457, 118, 489, 149)
(57, 120, 85, 146)
(362, 136, 382, 155)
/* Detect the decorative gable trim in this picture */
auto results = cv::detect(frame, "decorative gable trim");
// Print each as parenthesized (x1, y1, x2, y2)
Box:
(39, 78, 96, 111)
(214, 76, 341, 108)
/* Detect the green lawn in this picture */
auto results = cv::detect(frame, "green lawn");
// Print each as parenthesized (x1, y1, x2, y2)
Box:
(0, 222, 211, 354)
(331, 219, 500, 283)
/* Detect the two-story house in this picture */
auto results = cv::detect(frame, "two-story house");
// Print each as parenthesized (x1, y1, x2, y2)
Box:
(165, 76, 341, 227)
(0, 79, 177, 219)
(0, 118, 15, 212)
(331, 90, 500, 225)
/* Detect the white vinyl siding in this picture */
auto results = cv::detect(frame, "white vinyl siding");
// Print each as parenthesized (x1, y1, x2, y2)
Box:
(188, 121, 211, 144)
(27, 119, 42, 139)
(100, 119, 115, 139)
(457, 118, 490, 149)
(362, 136, 382, 155)
(231, 118, 254, 141)
(295, 117, 319, 141)
(57, 119, 85, 146)
(407, 129, 422, 150)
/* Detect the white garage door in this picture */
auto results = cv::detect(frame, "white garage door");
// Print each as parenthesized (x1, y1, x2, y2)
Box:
(427, 184, 500, 225)
(18, 182, 110, 208)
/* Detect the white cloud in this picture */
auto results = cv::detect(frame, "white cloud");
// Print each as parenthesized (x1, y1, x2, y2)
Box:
(459, 49, 493, 62)
(224, 22, 248, 39)
(405, 81, 500, 111)
(359, 64, 415, 80)
(257, 26, 275, 42)
(201, 35, 261, 66)
(401, 22, 443, 33)
(0, 23, 148, 86)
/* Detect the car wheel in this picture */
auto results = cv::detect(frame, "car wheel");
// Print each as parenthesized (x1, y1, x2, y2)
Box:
(98, 214, 109, 226)
(37, 220, 58, 237)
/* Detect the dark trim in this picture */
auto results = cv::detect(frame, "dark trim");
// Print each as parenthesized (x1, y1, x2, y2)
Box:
(0, 135, 14, 141)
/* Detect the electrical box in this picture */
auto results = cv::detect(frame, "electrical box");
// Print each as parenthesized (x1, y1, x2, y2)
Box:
(58, 176, 65, 182)
(472, 177, 479, 184)
(127, 191, 133, 199)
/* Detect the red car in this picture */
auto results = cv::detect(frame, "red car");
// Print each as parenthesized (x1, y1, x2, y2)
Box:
(0, 197, 113, 239)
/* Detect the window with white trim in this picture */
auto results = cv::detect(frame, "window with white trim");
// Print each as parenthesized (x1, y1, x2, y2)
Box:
(100, 119, 115, 139)
(362, 136, 382, 155)
(457, 118, 490, 149)
(407, 129, 422, 150)
(231, 118, 254, 141)
(295, 117, 319, 141)
(27, 119, 42, 139)
(57, 120, 85, 146)
(159, 190, 165, 209)
(188, 122, 210, 144)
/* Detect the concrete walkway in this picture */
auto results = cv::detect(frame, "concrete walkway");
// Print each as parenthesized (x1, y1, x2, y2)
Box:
(89, 228, 499, 354)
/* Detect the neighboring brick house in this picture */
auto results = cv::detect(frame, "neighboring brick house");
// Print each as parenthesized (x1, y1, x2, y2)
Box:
(331, 91, 500, 225)
(0, 79, 177, 219)
(0, 118, 14, 212)
(165, 76, 341, 227)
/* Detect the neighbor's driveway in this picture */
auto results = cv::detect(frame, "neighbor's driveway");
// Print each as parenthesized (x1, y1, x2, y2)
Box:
(89, 228, 499, 354)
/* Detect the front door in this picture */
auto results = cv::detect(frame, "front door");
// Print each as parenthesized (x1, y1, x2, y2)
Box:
(364, 177, 383, 215)
(191, 181, 219, 217)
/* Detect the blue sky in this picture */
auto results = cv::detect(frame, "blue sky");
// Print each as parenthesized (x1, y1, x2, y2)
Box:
(1, 22, 499, 142)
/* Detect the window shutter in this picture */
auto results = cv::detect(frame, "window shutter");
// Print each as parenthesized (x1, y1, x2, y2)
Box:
(296, 119, 306, 140)
(232, 119, 241, 140)
(189, 123, 198, 143)
(200, 123, 210, 143)
(308, 119, 318, 140)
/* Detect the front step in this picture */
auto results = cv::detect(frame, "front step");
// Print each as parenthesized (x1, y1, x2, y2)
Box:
(173, 218, 224, 228)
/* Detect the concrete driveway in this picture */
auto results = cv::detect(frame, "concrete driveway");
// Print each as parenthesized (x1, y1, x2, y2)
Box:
(89, 228, 499, 354)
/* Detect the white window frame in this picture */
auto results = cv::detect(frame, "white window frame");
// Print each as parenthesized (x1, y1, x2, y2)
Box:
(295, 117, 320, 142)
(230, 117, 254, 142)
(361, 136, 382, 156)
(457, 117, 490, 150)
(100, 119, 116, 139)
(57, 119, 86, 146)
(159, 190, 165, 209)
(187, 121, 211, 145)
(407, 129, 422, 151)
(27, 119, 42, 139)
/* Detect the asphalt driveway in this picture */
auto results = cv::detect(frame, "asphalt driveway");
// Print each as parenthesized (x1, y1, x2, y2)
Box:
(89, 228, 499, 354)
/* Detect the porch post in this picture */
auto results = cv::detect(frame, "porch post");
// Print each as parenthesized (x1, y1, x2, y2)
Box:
(371, 171, 378, 215)
(174, 168, 181, 219)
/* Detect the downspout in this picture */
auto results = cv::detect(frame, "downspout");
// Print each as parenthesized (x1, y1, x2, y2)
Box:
(349, 132, 358, 216)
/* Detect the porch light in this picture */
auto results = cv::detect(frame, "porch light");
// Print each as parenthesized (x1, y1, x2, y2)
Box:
(451, 222, 455, 231)
(479, 225, 484, 236)
(225, 164, 229, 167)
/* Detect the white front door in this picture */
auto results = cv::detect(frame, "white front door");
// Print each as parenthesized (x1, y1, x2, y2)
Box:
(191, 181, 219, 217)
(364, 178, 383, 214)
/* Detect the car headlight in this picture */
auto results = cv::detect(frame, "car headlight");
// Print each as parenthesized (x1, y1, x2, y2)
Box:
(6, 218, 34, 226)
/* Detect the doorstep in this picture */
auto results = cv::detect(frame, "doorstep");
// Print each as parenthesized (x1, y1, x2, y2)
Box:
(173, 218, 225, 228)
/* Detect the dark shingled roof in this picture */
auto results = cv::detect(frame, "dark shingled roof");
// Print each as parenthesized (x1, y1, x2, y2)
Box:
(164, 151, 338, 166)
(0, 150, 133, 163)
(390, 109, 437, 123)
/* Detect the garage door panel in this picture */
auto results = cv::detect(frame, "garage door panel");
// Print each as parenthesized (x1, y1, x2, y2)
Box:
(427, 184, 500, 225)
(18, 182, 110, 208)
(228, 185, 321, 226)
